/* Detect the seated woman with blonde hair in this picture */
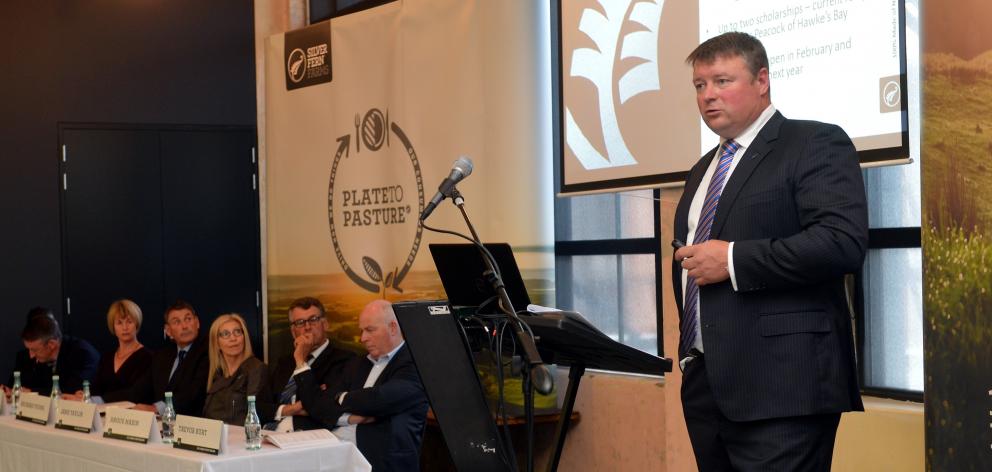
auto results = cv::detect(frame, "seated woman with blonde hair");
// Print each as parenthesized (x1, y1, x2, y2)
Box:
(202, 313, 272, 425)
(65, 299, 153, 403)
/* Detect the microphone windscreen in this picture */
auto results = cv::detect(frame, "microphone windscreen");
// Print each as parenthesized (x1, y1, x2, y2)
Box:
(453, 156, 473, 178)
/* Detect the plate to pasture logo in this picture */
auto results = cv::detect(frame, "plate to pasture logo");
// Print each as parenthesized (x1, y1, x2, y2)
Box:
(327, 108, 425, 294)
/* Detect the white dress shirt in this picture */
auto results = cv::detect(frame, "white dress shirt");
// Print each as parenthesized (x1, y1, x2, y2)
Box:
(682, 104, 777, 357)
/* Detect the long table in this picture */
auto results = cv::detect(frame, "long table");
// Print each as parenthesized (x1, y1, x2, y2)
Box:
(0, 415, 370, 472)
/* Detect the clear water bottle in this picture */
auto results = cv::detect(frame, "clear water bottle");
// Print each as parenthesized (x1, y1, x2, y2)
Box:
(10, 371, 20, 415)
(244, 395, 262, 450)
(82, 380, 92, 404)
(162, 391, 176, 444)
(50, 375, 61, 411)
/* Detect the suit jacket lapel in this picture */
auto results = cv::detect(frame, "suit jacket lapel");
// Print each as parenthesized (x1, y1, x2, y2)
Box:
(372, 345, 408, 388)
(710, 112, 783, 239)
(309, 345, 332, 374)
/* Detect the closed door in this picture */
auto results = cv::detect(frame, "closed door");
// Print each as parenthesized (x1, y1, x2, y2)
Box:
(60, 126, 261, 354)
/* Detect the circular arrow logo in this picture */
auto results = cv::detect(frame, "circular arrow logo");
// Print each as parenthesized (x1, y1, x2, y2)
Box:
(327, 108, 425, 295)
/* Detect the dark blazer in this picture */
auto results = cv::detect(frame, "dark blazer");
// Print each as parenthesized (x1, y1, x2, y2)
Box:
(93, 346, 154, 404)
(673, 111, 867, 422)
(12, 336, 100, 396)
(297, 344, 428, 472)
(203, 356, 271, 425)
(128, 336, 210, 416)
(9, 350, 47, 391)
(258, 341, 355, 430)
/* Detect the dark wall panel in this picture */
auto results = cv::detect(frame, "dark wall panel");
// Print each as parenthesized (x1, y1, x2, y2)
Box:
(0, 2, 65, 380)
(160, 130, 262, 353)
(0, 0, 256, 380)
(60, 129, 165, 354)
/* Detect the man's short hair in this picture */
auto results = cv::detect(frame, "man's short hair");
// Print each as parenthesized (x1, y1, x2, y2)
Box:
(287, 296, 326, 318)
(163, 299, 197, 323)
(686, 31, 769, 78)
(21, 314, 62, 343)
(26, 306, 54, 322)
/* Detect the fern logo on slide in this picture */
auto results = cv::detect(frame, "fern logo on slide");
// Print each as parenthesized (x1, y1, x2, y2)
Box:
(566, 0, 665, 170)
(879, 76, 900, 113)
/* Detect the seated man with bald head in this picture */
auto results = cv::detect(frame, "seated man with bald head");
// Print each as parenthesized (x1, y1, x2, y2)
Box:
(294, 300, 428, 472)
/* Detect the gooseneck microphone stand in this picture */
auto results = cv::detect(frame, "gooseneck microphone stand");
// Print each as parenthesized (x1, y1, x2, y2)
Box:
(421, 186, 553, 472)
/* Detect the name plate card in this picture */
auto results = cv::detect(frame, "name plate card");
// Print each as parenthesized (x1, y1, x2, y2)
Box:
(15, 394, 51, 425)
(54, 399, 98, 433)
(174, 415, 226, 455)
(103, 408, 157, 444)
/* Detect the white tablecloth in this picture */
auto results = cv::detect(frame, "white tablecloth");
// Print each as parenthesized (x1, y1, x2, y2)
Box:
(0, 416, 370, 472)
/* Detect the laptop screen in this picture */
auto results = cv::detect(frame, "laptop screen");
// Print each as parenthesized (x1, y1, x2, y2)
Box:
(428, 243, 532, 312)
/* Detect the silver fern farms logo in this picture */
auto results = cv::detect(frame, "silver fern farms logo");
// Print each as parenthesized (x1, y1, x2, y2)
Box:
(327, 108, 424, 295)
(564, 0, 665, 170)
(284, 22, 332, 90)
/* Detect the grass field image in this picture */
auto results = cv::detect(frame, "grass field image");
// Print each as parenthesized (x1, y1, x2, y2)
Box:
(922, 51, 992, 471)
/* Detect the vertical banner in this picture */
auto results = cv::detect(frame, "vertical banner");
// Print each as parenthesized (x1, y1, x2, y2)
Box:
(263, 0, 553, 362)
(922, 2, 992, 470)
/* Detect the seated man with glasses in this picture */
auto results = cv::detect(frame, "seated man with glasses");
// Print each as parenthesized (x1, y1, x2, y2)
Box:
(258, 296, 355, 431)
(129, 300, 210, 416)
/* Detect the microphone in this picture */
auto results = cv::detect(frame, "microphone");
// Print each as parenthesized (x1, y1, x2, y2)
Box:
(420, 156, 473, 221)
(531, 364, 554, 396)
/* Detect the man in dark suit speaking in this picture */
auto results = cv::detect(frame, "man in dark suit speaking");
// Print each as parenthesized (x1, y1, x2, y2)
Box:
(672, 32, 868, 471)
(295, 299, 428, 472)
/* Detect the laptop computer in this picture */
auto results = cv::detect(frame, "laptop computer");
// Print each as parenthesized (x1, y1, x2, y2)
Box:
(428, 242, 532, 311)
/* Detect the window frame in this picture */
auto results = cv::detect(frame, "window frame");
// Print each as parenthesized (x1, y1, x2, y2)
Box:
(855, 226, 923, 402)
(552, 190, 664, 358)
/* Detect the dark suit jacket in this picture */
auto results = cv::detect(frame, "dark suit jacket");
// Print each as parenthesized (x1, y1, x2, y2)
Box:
(128, 336, 209, 416)
(203, 356, 271, 425)
(673, 111, 867, 422)
(258, 342, 355, 428)
(12, 336, 100, 396)
(297, 345, 428, 472)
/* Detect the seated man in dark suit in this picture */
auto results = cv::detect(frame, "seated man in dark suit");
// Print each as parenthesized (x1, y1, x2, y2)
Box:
(295, 300, 428, 472)
(9, 309, 100, 396)
(259, 296, 355, 430)
(5, 307, 58, 393)
(131, 300, 209, 416)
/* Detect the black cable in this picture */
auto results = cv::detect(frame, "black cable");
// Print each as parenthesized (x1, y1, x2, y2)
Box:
(495, 318, 519, 470)
(420, 220, 503, 280)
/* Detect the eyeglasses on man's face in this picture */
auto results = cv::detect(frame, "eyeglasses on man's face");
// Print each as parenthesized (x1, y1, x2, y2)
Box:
(218, 328, 244, 339)
(290, 315, 323, 328)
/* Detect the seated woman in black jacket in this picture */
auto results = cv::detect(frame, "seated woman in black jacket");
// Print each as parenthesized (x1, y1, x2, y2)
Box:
(202, 313, 271, 425)
(65, 299, 153, 404)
